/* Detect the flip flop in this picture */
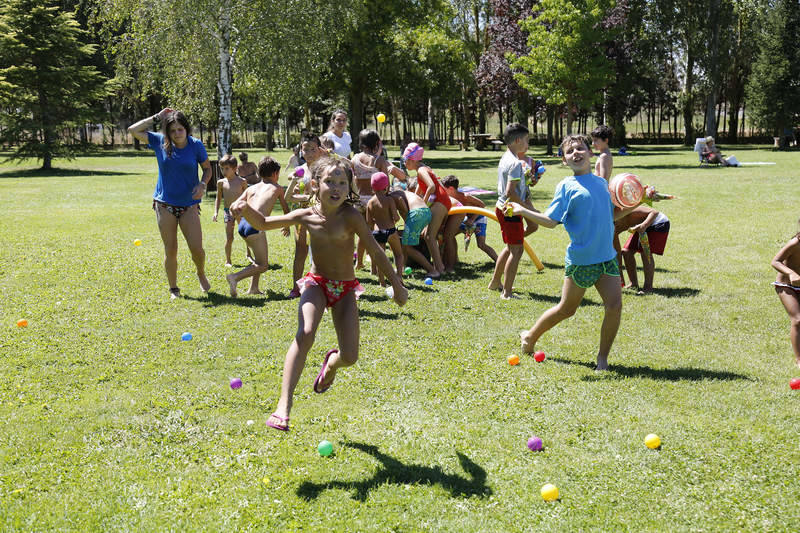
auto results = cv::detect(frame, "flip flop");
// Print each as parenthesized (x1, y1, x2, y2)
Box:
(313, 348, 338, 394)
(266, 413, 290, 432)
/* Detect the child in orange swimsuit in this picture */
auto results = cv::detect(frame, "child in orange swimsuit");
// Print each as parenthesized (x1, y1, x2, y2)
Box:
(403, 142, 449, 275)
(231, 155, 408, 431)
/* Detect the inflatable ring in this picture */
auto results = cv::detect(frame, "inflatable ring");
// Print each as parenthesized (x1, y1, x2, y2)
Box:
(448, 206, 544, 271)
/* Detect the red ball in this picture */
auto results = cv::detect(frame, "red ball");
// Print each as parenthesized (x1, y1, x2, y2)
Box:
(790, 378, 800, 390)
(534, 351, 546, 362)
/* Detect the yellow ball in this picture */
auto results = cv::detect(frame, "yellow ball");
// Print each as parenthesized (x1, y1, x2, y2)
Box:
(377, 113, 386, 123)
(134, 239, 142, 246)
(541, 483, 559, 502)
(507, 354, 520, 366)
(644, 433, 661, 449)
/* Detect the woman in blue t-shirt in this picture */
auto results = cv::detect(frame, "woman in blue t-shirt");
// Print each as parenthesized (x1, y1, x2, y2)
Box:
(128, 108, 212, 299)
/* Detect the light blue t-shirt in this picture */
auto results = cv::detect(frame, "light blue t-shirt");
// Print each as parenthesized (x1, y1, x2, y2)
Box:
(544, 172, 616, 266)
(147, 131, 208, 207)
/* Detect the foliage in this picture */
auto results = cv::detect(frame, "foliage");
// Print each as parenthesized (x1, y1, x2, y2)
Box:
(745, 0, 800, 142)
(0, 0, 108, 169)
(511, 0, 616, 133)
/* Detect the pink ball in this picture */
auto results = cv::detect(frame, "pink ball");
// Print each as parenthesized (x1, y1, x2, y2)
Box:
(230, 377, 242, 390)
(791, 377, 800, 390)
(295, 167, 304, 177)
(608, 173, 644, 208)
(527, 436, 543, 451)
(534, 351, 546, 362)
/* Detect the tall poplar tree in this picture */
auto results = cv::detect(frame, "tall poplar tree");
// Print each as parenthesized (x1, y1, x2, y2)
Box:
(0, 0, 107, 169)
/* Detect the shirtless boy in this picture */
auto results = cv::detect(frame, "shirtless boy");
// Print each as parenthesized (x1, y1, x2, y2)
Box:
(213, 154, 248, 266)
(388, 178, 438, 277)
(366, 172, 404, 285)
(238, 152, 260, 186)
(225, 157, 289, 297)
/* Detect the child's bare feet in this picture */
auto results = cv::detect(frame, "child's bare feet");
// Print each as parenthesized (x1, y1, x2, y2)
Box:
(596, 354, 609, 371)
(488, 282, 501, 291)
(520, 330, 535, 353)
(225, 273, 238, 297)
(501, 292, 519, 300)
(169, 287, 181, 300)
(199, 275, 211, 292)
(246, 288, 263, 295)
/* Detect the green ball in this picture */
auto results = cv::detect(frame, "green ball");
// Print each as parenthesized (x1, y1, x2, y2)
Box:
(404, 266, 412, 275)
(317, 440, 333, 457)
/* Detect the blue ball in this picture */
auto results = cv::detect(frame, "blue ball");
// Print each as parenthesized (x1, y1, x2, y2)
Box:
(424, 277, 433, 285)
(181, 332, 192, 341)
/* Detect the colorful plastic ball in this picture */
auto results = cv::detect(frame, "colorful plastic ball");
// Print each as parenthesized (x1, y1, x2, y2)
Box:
(644, 433, 661, 449)
(133, 239, 142, 246)
(790, 378, 800, 390)
(541, 483, 559, 502)
(16, 319, 28, 328)
(609, 173, 644, 208)
(508, 354, 520, 366)
(424, 277, 433, 285)
(527, 436, 543, 451)
(230, 377, 242, 389)
(317, 440, 333, 457)
(181, 332, 192, 341)
(377, 113, 386, 123)
(385, 286, 394, 298)
(295, 167, 305, 177)
(534, 351, 546, 362)
(297, 181, 305, 192)
(404, 266, 412, 275)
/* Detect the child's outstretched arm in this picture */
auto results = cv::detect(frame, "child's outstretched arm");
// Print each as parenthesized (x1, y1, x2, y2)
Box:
(508, 202, 558, 229)
(613, 204, 642, 221)
(347, 210, 408, 306)
(772, 237, 800, 285)
(631, 209, 658, 233)
(284, 173, 310, 204)
(230, 197, 304, 231)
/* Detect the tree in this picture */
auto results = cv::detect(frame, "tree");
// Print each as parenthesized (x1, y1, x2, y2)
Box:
(0, 0, 107, 169)
(94, 0, 345, 158)
(511, 0, 615, 134)
(746, 0, 800, 147)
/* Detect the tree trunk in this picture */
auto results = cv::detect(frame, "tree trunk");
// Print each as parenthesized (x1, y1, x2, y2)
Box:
(566, 95, 575, 135)
(682, 49, 696, 145)
(546, 105, 554, 156)
(427, 97, 436, 150)
(216, 8, 233, 158)
(704, 0, 721, 139)
(391, 98, 401, 146)
(462, 88, 472, 149)
(350, 86, 364, 153)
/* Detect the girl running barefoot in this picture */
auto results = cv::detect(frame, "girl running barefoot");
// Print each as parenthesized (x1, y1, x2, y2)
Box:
(231, 156, 408, 431)
(771, 220, 800, 368)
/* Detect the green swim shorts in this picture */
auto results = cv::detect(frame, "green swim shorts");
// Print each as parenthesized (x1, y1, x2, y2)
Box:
(565, 258, 620, 289)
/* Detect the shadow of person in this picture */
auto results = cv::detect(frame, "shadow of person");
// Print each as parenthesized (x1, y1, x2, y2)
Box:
(548, 357, 752, 382)
(296, 441, 492, 501)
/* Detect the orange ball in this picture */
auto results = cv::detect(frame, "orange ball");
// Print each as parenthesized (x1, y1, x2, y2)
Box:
(16, 319, 28, 328)
(508, 354, 520, 366)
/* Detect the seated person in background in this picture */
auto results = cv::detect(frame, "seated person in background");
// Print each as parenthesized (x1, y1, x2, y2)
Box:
(702, 136, 737, 166)
(238, 152, 259, 186)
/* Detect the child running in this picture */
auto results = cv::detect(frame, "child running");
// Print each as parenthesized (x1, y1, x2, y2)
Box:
(591, 124, 614, 181)
(366, 172, 404, 285)
(213, 154, 249, 266)
(231, 156, 408, 431)
(771, 220, 800, 368)
(511, 134, 637, 370)
(225, 157, 289, 297)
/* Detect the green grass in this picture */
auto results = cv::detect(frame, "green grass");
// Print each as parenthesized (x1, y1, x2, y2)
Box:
(1, 145, 799, 531)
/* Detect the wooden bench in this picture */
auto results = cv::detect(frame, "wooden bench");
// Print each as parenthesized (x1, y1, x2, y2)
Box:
(490, 139, 504, 151)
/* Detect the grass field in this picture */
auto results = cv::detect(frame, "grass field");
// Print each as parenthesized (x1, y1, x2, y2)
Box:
(1, 145, 799, 531)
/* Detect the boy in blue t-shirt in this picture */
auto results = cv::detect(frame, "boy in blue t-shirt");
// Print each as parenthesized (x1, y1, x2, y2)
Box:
(508, 134, 638, 370)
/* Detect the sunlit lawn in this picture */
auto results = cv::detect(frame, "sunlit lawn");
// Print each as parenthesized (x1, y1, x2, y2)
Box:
(1, 144, 798, 530)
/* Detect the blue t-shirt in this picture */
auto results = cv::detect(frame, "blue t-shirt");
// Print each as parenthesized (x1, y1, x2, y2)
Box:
(147, 131, 208, 207)
(544, 172, 616, 266)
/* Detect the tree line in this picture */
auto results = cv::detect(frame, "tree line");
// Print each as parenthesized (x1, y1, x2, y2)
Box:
(1, 0, 798, 169)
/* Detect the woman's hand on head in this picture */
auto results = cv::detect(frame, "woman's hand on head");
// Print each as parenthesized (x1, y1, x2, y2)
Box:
(158, 107, 174, 120)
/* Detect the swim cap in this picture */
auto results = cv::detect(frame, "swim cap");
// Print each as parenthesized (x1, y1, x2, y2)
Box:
(402, 142, 423, 161)
(371, 172, 389, 192)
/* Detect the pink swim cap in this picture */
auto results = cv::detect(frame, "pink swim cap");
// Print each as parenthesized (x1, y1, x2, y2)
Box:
(402, 142, 423, 161)
(371, 172, 389, 192)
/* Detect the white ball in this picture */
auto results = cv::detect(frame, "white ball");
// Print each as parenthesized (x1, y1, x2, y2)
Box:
(385, 286, 394, 298)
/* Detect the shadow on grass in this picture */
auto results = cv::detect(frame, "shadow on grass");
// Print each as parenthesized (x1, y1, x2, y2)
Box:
(647, 286, 701, 298)
(184, 287, 291, 306)
(296, 441, 492, 501)
(359, 308, 413, 320)
(0, 167, 135, 178)
(524, 291, 602, 306)
(550, 357, 753, 382)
